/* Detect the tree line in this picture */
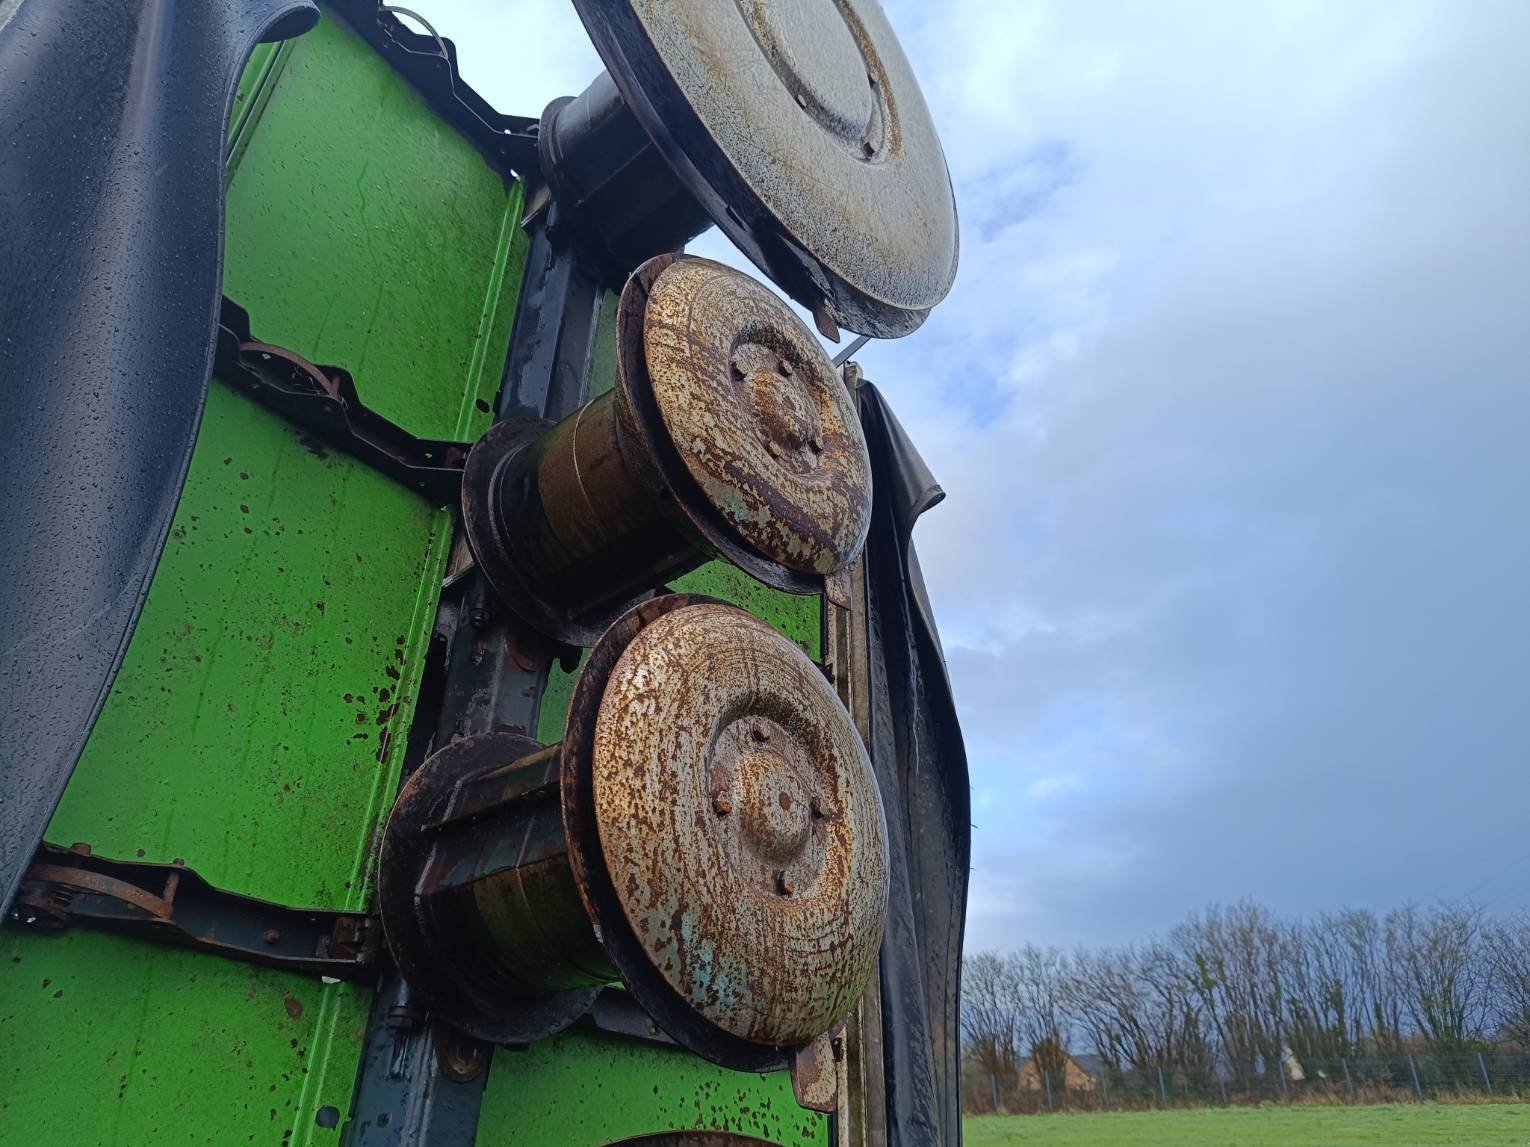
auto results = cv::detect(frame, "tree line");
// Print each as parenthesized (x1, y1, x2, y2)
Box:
(963, 900, 1530, 1081)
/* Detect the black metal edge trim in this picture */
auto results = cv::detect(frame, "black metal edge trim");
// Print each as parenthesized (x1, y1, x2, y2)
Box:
(325, 0, 541, 179)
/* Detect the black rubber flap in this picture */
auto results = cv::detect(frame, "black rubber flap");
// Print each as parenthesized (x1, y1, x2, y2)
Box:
(0, 0, 318, 912)
(858, 382, 972, 1145)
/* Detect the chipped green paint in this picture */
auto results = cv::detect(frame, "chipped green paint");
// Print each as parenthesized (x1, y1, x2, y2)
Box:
(2, 10, 526, 1146)
(476, 1031, 825, 1147)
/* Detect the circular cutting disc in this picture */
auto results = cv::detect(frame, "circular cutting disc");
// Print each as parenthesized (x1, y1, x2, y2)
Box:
(638, 256, 872, 579)
(572, 0, 959, 337)
(588, 602, 887, 1048)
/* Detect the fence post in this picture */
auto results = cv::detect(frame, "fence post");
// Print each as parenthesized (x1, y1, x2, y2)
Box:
(1043, 1069, 1054, 1113)
(1100, 1070, 1109, 1112)
(1478, 1051, 1494, 1096)
(1408, 1054, 1423, 1102)
(1277, 1056, 1289, 1102)
(1157, 1065, 1168, 1108)
(990, 1072, 999, 1112)
(1218, 1075, 1227, 1106)
(1342, 1057, 1354, 1105)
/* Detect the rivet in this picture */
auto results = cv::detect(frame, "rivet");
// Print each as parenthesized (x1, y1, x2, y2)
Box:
(767, 440, 783, 458)
(712, 792, 733, 816)
(774, 871, 795, 896)
(262, 929, 281, 945)
(751, 721, 772, 743)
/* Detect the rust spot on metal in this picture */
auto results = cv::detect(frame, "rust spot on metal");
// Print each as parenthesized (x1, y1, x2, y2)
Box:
(789, 1028, 841, 1113)
(641, 257, 870, 576)
(377, 596, 888, 1070)
(282, 994, 303, 1021)
(587, 600, 887, 1047)
(460, 256, 872, 645)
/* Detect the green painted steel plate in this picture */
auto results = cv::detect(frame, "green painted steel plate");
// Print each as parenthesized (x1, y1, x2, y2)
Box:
(477, 1031, 825, 1146)
(0, 11, 526, 1145)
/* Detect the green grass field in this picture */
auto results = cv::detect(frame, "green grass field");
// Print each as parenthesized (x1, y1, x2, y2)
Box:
(964, 1103, 1530, 1146)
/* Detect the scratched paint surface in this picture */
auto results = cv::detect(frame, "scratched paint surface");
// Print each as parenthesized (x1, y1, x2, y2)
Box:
(476, 1030, 825, 1146)
(0, 11, 524, 1146)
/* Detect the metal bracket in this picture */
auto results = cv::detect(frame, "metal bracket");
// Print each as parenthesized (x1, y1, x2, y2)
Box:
(8, 843, 379, 983)
(216, 297, 469, 505)
(328, 0, 541, 179)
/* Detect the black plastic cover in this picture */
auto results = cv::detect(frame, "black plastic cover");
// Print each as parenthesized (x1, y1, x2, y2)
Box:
(0, 0, 318, 912)
(859, 383, 972, 1145)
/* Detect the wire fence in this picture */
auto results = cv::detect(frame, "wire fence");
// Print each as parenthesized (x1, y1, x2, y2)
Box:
(963, 1051, 1530, 1115)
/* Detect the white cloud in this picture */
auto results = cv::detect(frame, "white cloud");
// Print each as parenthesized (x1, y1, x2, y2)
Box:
(1025, 773, 1084, 801)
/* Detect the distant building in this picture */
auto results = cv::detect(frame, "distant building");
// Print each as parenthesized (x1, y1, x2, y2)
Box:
(1016, 1051, 1099, 1091)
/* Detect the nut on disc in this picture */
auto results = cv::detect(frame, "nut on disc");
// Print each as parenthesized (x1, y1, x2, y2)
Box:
(642, 257, 872, 578)
(590, 603, 887, 1047)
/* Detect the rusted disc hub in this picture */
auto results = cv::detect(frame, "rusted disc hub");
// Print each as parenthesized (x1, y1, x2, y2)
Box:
(631, 256, 872, 580)
(460, 256, 871, 646)
(567, 0, 959, 336)
(563, 596, 888, 1063)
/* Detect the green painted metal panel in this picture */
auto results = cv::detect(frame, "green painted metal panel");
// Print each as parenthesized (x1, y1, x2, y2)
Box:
(0, 930, 368, 1145)
(477, 1032, 825, 1147)
(2, 11, 527, 1146)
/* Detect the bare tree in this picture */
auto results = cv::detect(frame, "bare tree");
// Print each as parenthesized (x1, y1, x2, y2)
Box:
(1484, 912, 1530, 1046)
(963, 895, 1513, 1076)
(1386, 901, 1493, 1050)
(961, 950, 1024, 1075)
(1060, 943, 1207, 1072)
(1013, 944, 1070, 1069)
(1176, 903, 1287, 1078)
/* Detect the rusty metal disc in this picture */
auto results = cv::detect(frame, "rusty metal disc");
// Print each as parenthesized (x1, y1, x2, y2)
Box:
(571, 0, 958, 337)
(628, 256, 872, 582)
(586, 601, 887, 1049)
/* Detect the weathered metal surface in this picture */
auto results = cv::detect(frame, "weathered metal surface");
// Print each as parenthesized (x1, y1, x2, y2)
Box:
(378, 731, 607, 1045)
(11, 843, 378, 981)
(566, 0, 958, 337)
(463, 255, 870, 644)
(789, 1029, 842, 1114)
(640, 256, 872, 577)
(537, 73, 715, 281)
(381, 596, 878, 1085)
(0, 12, 528, 1145)
(461, 407, 697, 646)
(585, 601, 888, 1049)
(475, 1030, 825, 1146)
(215, 301, 473, 505)
(517, 567, 825, 1143)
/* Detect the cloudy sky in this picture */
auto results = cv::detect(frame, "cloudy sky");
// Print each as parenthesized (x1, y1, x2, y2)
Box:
(421, 0, 1530, 950)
